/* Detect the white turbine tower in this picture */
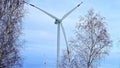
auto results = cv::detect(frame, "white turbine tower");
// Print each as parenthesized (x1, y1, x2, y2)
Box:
(24, 1, 83, 68)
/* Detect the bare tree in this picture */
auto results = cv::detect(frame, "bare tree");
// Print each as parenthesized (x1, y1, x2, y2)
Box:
(61, 9, 111, 68)
(0, 0, 24, 68)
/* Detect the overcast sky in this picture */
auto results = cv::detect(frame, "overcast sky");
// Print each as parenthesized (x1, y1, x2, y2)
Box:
(22, 0, 120, 68)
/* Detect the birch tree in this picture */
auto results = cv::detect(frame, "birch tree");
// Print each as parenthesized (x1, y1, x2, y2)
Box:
(0, 0, 24, 68)
(61, 9, 111, 68)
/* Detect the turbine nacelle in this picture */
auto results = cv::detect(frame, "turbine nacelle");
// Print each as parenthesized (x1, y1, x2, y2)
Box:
(55, 19, 62, 24)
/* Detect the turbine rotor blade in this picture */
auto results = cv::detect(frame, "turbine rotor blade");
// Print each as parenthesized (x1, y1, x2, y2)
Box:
(60, 23, 70, 57)
(61, 2, 83, 21)
(24, 1, 59, 20)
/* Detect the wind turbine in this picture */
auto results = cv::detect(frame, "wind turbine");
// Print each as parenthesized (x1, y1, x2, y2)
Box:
(24, 1, 83, 68)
